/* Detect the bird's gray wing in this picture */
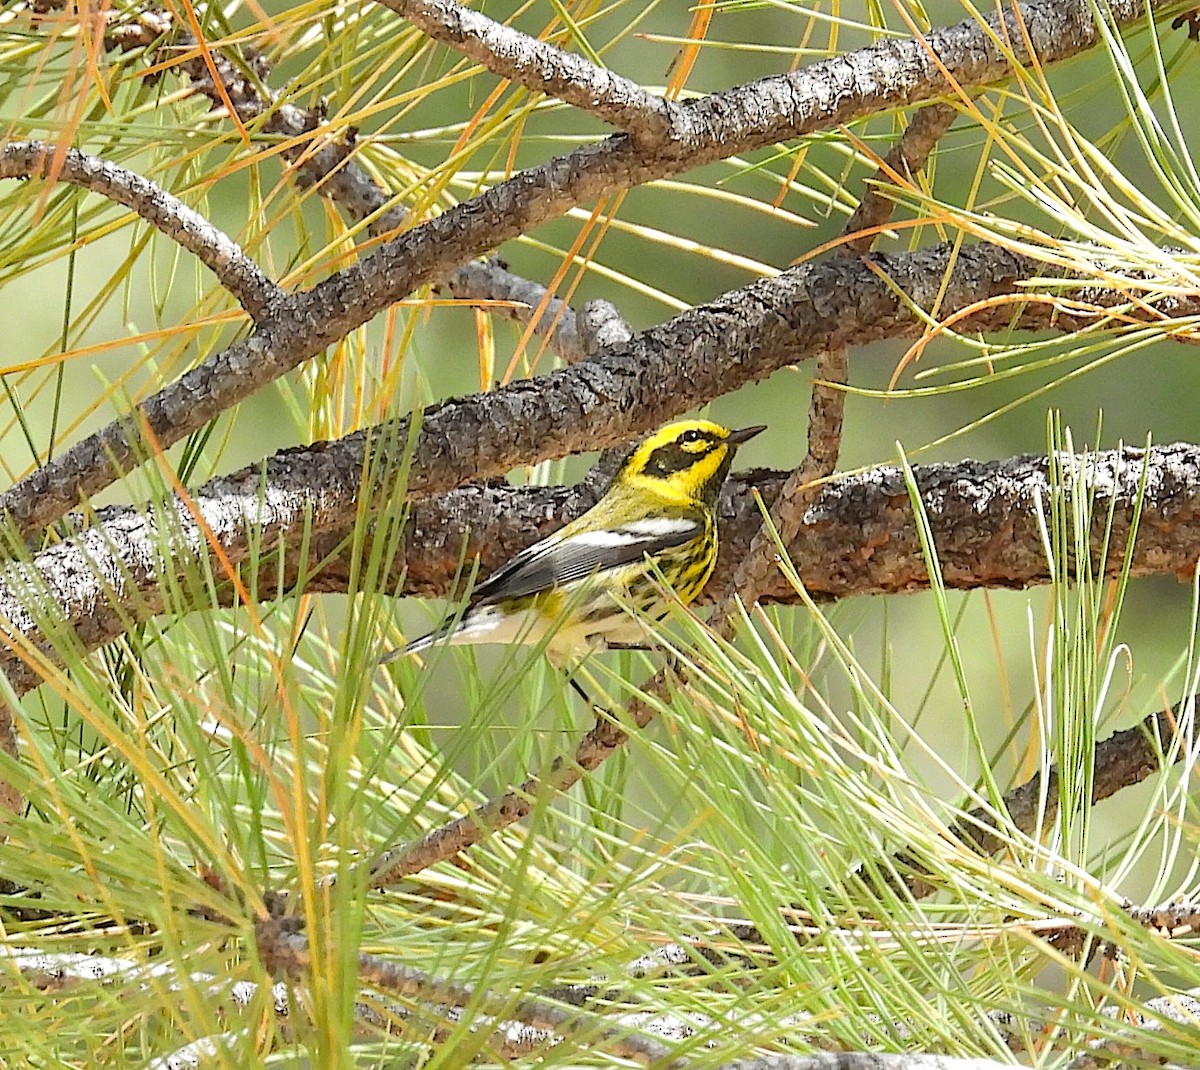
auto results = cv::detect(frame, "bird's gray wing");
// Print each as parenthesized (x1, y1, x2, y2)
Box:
(472, 516, 701, 605)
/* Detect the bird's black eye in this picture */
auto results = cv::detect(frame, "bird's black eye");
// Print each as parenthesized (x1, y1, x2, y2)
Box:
(674, 428, 714, 455)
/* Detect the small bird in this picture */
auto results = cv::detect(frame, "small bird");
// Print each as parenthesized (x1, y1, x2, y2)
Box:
(382, 418, 765, 668)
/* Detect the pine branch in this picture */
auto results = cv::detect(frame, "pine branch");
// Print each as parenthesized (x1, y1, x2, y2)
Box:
(257, 920, 675, 1065)
(8, 441, 1200, 698)
(0, 141, 279, 319)
(377, 0, 678, 144)
(27, 0, 591, 361)
(841, 103, 960, 256)
(0, 0, 1172, 537)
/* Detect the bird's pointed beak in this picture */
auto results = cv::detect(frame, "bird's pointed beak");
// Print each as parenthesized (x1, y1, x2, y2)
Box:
(726, 424, 766, 447)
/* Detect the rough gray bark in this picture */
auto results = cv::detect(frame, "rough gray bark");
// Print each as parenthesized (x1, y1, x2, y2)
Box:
(7, 442, 1198, 702)
(0, 1, 1170, 538)
(9, 233, 1187, 544)
(375, 0, 678, 143)
(0, 142, 278, 319)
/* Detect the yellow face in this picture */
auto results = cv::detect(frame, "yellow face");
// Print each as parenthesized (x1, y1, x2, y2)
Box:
(620, 419, 759, 505)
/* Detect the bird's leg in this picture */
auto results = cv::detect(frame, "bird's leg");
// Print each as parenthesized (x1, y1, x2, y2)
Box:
(546, 646, 603, 716)
(567, 643, 656, 712)
(559, 659, 611, 718)
(567, 674, 604, 712)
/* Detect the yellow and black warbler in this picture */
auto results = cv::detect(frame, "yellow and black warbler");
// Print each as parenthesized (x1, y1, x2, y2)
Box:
(383, 419, 764, 666)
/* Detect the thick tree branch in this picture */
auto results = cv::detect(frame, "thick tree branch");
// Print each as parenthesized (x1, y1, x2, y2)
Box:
(0, 141, 279, 320)
(8, 232, 1187, 543)
(1, 1, 1172, 537)
(8, 440, 1200, 699)
(376, 0, 678, 144)
(184, 241, 1200, 548)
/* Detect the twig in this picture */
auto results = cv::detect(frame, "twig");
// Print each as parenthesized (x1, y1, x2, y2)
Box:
(0, 933, 652, 1062)
(874, 707, 1189, 899)
(841, 103, 959, 257)
(440, 259, 591, 363)
(1172, 8, 1200, 39)
(720, 345, 848, 616)
(2, 1, 1166, 537)
(367, 678, 667, 886)
(1123, 899, 1200, 940)
(1044, 897, 1200, 962)
(257, 920, 674, 1065)
(577, 298, 635, 357)
(29, 0, 593, 361)
(0, 141, 279, 320)
(377, 0, 678, 145)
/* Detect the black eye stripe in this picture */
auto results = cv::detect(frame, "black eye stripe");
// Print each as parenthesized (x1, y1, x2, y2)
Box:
(643, 436, 721, 475)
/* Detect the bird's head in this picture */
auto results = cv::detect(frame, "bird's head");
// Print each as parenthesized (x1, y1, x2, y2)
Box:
(618, 419, 765, 506)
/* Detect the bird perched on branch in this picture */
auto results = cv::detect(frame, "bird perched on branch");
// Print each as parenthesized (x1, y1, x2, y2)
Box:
(383, 418, 765, 668)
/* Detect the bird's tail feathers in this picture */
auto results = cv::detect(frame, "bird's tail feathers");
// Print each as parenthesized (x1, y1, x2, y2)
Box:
(379, 608, 489, 665)
(378, 622, 446, 665)
(378, 632, 430, 664)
